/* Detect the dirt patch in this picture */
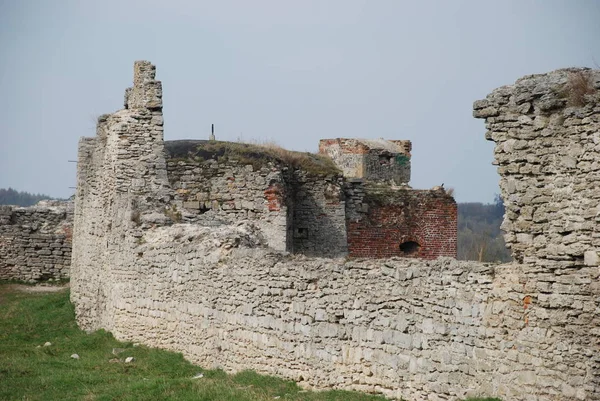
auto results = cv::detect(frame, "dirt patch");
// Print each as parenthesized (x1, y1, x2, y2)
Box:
(16, 283, 69, 293)
(0, 283, 69, 304)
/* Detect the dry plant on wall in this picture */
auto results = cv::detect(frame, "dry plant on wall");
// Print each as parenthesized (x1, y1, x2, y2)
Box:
(562, 70, 597, 107)
(445, 187, 455, 197)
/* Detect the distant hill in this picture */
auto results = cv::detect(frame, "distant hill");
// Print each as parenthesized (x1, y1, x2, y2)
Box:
(0, 188, 53, 207)
(458, 196, 511, 263)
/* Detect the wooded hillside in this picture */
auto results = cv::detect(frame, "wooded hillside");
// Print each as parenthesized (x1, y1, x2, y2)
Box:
(0, 188, 53, 207)
(458, 196, 511, 262)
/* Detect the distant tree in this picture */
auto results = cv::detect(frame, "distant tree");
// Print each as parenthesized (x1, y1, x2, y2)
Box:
(457, 195, 511, 263)
(0, 188, 53, 207)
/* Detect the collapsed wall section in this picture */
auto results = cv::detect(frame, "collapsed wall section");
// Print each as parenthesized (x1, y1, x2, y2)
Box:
(345, 183, 457, 259)
(0, 201, 72, 281)
(165, 140, 289, 252)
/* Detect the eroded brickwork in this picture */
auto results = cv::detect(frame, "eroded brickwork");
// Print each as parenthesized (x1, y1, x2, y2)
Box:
(345, 184, 457, 259)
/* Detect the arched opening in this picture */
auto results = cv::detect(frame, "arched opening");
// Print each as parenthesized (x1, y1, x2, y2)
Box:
(399, 241, 420, 256)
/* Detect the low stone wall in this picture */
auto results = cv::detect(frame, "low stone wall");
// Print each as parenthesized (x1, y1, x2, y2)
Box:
(0, 200, 73, 282)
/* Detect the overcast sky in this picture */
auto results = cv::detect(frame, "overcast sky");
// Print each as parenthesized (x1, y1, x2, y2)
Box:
(1, 1, 599, 202)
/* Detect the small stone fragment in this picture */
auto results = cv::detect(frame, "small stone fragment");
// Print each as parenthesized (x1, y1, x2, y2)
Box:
(71, 354, 80, 359)
(192, 373, 204, 379)
(43, 342, 52, 347)
(124, 356, 135, 363)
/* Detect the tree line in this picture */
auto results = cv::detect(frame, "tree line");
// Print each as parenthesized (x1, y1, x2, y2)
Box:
(457, 195, 511, 263)
(0, 188, 53, 207)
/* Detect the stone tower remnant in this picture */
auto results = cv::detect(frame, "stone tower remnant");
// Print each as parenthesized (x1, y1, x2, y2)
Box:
(319, 138, 412, 184)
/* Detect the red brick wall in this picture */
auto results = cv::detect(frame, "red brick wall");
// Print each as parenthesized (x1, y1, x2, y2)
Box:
(347, 190, 457, 259)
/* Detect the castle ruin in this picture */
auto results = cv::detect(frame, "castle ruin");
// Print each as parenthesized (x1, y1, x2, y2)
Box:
(10, 61, 600, 400)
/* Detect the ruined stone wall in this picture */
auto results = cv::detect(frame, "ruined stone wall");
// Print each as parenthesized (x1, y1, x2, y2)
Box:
(0, 200, 72, 282)
(319, 138, 411, 184)
(71, 60, 171, 329)
(472, 67, 600, 400)
(289, 171, 348, 257)
(165, 149, 289, 252)
(474, 68, 600, 267)
(71, 62, 600, 401)
(345, 183, 457, 259)
(72, 219, 598, 401)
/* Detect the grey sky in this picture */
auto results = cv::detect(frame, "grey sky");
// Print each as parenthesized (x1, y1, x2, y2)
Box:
(1, 0, 599, 202)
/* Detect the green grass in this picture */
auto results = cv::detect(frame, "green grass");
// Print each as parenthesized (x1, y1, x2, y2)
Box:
(0, 286, 500, 401)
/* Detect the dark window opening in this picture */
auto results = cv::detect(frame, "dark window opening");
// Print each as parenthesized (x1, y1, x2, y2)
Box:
(399, 241, 420, 255)
(379, 155, 391, 165)
(294, 227, 308, 239)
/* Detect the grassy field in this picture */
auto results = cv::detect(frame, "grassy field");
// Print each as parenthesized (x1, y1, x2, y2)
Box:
(0, 285, 499, 401)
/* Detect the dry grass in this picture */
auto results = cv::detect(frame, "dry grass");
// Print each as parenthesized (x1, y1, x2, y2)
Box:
(196, 140, 340, 176)
(561, 70, 597, 107)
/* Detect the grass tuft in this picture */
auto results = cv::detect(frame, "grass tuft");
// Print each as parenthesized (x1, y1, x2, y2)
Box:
(560, 70, 597, 107)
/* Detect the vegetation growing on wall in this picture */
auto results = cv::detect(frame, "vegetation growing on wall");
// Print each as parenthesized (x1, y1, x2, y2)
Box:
(165, 140, 340, 177)
(559, 70, 597, 107)
(394, 154, 410, 166)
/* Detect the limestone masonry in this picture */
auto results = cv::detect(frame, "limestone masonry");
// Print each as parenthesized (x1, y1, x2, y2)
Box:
(0, 200, 72, 282)
(69, 61, 600, 401)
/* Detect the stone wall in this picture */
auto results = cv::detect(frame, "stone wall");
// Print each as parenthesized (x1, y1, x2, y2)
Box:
(72, 220, 598, 401)
(345, 183, 457, 259)
(165, 140, 289, 252)
(474, 68, 600, 268)
(289, 171, 348, 257)
(0, 200, 72, 282)
(472, 67, 600, 400)
(71, 62, 600, 400)
(319, 138, 411, 184)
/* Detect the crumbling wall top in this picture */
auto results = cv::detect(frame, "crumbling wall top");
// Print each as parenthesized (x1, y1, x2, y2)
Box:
(474, 67, 600, 266)
(124, 60, 163, 110)
(319, 138, 411, 156)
